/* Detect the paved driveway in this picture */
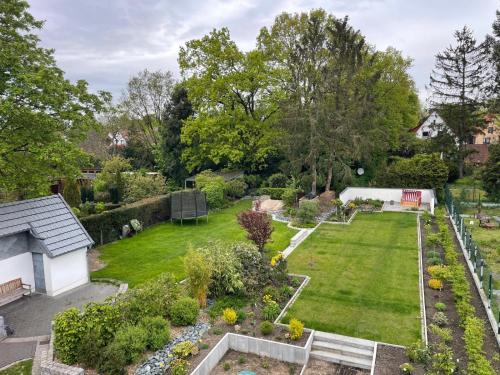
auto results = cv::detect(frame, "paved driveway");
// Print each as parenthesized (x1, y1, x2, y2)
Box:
(0, 282, 118, 338)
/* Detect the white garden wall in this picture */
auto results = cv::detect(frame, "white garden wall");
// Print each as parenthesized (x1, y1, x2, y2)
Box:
(44, 248, 89, 296)
(339, 187, 436, 214)
(0, 252, 35, 287)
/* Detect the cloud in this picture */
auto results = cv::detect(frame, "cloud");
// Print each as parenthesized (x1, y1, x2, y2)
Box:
(29, 0, 498, 105)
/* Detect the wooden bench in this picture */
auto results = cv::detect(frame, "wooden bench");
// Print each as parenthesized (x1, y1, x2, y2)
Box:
(0, 278, 32, 307)
(479, 220, 496, 229)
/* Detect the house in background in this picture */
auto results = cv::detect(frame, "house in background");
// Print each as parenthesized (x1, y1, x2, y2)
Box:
(0, 195, 93, 297)
(467, 115, 500, 145)
(410, 111, 448, 139)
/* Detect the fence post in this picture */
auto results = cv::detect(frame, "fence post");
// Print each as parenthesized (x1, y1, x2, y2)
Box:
(488, 274, 492, 309)
(479, 259, 484, 288)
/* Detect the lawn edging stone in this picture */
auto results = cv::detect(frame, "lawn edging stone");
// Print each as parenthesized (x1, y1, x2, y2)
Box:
(416, 214, 428, 345)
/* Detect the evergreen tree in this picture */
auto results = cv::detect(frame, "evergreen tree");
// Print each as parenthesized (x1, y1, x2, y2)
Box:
(62, 179, 81, 208)
(481, 143, 500, 201)
(159, 86, 193, 185)
(486, 10, 500, 111)
(429, 26, 490, 177)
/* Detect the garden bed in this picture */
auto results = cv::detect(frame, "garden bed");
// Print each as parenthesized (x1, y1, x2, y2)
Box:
(210, 350, 301, 374)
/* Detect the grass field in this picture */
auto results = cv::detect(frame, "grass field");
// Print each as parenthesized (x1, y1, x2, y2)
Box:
(0, 360, 32, 375)
(286, 212, 421, 346)
(92, 200, 297, 287)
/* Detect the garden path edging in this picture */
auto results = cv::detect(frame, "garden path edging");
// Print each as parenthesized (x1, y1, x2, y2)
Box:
(417, 214, 428, 345)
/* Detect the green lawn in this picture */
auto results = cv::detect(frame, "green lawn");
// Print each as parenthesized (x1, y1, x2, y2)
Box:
(0, 360, 33, 375)
(286, 212, 421, 346)
(92, 200, 297, 287)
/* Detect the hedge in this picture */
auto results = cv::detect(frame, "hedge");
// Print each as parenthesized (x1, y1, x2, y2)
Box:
(81, 195, 171, 246)
(256, 188, 286, 200)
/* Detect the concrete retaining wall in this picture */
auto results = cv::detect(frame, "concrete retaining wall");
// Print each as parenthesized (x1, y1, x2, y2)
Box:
(191, 332, 313, 375)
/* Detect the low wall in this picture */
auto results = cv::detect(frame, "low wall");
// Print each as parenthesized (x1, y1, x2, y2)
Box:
(190, 332, 314, 375)
(339, 187, 436, 214)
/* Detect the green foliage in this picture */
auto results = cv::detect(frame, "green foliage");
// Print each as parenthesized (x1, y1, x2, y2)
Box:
(159, 86, 193, 185)
(208, 295, 248, 319)
(282, 188, 298, 208)
(262, 300, 281, 321)
(378, 153, 449, 190)
(406, 340, 430, 364)
(198, 241, 244, 296)
(94, 156, 131, 199)
(296, 201, 319, 224)
(98, 344, 127, 375)
(140, 316, 171, 350)
(184, 248, 213, 307)
(226, 178, 248, 198)
(170, 297, 199, 326)
(463, 316, 496, 375)
(256, 187, 286, 199)
(260, 321, 274, 335)
(429, 324, 452, 344)
(233, 242, 268, 297)
(481, 143, 500, 201)
(62, 179, 81, 208)
(195, 170, 227, 209)
(117, 273, 180, 323)
(223, 362, 231, 371)
(0, 0, 108, 197)
(267, 173, 288, 188)
(95, 201, 106, 213)
(53, 308, 86, 364)
(123, 174, 168, 203)
(399, 363, 415, 374)
(434, 302, 447, 312)
(108, 324, 148, 364)
(170, 359, 189, 375)
(172, 341, 199, 359)
(427, 342, 456, 375)
(80, 194, 171, 245)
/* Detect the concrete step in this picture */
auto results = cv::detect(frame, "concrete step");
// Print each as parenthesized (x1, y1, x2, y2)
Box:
(312, 340, 373, 360)
(310, 349, 372, 370)
(313, 331, 375, 350)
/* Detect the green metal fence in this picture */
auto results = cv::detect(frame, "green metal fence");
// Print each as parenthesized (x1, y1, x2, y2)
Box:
(444, 186, 500, 331)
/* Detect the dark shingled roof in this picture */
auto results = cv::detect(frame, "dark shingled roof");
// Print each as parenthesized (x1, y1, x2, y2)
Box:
(0, 194, 93, 257)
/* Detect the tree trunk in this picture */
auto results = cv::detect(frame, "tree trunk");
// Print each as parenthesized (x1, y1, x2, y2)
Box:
(325, 159, 333, 192)
(311, 161, 317, 195)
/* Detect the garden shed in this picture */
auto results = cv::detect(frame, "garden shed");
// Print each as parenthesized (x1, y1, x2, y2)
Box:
(0, 195, 93, 297)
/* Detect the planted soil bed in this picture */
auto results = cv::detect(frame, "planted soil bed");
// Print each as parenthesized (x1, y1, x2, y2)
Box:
(374, 345, 424, 375)
(210, 350, 301, 375)
(304, 359, 369, 375)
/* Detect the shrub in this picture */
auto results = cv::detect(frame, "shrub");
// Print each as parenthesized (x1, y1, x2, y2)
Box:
(62, 178, 82, 208)
(222, 308, 237, 325)
(170, 297, 199, 326)
(296, 201, 319, 224)
(399, 363, 415, 374)
(282, 188, 298, 208)
(77, 328, 104, 367)
(237, 210, 274, 252)
(110, 324, 148, 364)
(80, 194, 171, 245)
(233, 242, 268, 297)
(208, 295, 248, 319)
(281, 286, 294, 300)
(427, 265, 451, 281)
(95, 201, 106, 214)
(184, 248, 213, 307)
(428, 278, 443, 290)
(262, 301, 281, 321)
(244, 174, 262, 189)
(117, 273, 180, 323)
(223, 362, 231, 371)
(195, 170, 227, 209)
(263, 286, 281, 302)
(291, 277, 301, 288)
(426, 257, 443, 266)
(260, 321, 274, 335)
(432, 312, 448, 327)
(170, 359, 189, 375)
(141, 316, 170, 350)
(256, 187, 286, 199)
(434, 302, 446, 311)
(198, 241, 244, 297)
(236, 310, 247, 324)
(98, 343, 128, 375)
(429, 324, 452, 344)
(289, 319, 304, 340)
(406, 340, 430, 364)
(123, 174, 168, 203)
(426, 250, 440, 259)
(226, 178, 247, 198)
(267, 173, 288, 188)
(53, 308, 86, 364)
(172, 341, 199, 359)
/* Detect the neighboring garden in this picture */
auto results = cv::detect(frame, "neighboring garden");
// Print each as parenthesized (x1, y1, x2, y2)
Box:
(0, 360, 32, 375)
(285, 212, 421, 346)
(92, 200, 297, 286)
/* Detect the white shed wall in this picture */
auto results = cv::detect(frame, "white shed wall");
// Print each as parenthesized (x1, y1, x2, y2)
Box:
(0, 252, 35, 288)
(44, 248, 89, 296)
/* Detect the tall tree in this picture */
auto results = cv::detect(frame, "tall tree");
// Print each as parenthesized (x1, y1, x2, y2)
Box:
(0, 0, 108, 198)
(258, 9, 331, 195)
(486, 11, 500, 111)
(179, 28, 280, 173)
(158, 86, 193, 185)
(120, 69, 175, 153)
(430, 26, 490, 177)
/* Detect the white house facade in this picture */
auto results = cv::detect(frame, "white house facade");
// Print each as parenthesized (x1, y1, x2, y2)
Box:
(411, 111, 449, 139)
(0, 195, 93, 296)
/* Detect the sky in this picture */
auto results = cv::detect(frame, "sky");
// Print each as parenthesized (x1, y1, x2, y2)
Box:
(29, 0, 499, 106)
